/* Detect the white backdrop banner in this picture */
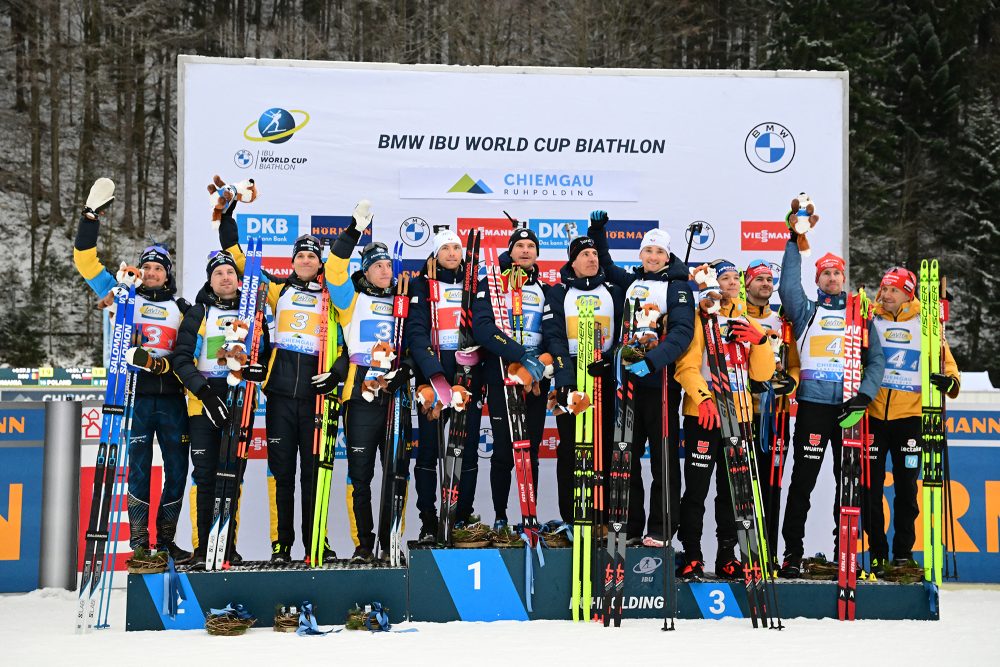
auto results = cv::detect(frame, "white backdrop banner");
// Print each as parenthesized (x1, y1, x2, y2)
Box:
(178, 57, 849, 561)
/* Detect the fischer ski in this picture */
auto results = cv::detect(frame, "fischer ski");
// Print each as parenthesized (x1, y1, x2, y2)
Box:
(920, 260, 946, 590)
(571, 297, 596, 621)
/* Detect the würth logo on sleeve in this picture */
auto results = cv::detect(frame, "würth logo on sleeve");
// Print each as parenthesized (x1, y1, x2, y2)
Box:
(741, 221, 791, 251)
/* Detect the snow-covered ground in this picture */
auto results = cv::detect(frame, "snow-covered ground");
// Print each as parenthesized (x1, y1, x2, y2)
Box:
(4, 585, 1000, 665)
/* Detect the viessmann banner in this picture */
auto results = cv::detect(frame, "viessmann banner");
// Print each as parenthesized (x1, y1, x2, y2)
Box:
(177, 58, 847, 294)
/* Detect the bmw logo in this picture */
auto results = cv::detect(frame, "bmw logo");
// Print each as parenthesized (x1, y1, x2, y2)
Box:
(745, 122, 796, 173)
(234, 149, 254, 169)
(400, 217, 430, 247)
(479, 428, 494, 459)
(685, 220, 715, 250)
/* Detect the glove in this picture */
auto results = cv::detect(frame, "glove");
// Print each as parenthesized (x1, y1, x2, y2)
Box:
(771, 372, 797, 396)
(125, 347, 168, 375)
(698, 399, 721, 430)
(382, 365, 413, 394)
(352, 199, 374, 233)
(727, 320, 767, 346)
(837, 394, 871, 429)
(243, 363, 266, 383)
(311, 372, 340, 395)
(588, 358, 611, 377)
(84, 177, 115, 217)
(626, 359, 654, 378)
(518, 354, 545, 383)
(929, 373, 957, 395)
(589, 210, 609, 231)
(197, 386, 229, 428)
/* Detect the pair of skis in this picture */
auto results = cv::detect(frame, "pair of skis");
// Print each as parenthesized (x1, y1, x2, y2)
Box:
(602, 300, 638, 627)
(310, 241, 340, 567)
(836, 289, 872, 620)
(204, 237, 266, 570)
(484, 246, 539, 534)
(571, 298, 597, 621)
(76, 276, 138, 633)
(703, 314, 782, 629)
(920, 260, 956, 590)
(437, 229, 482, 544)
(378, 242, 411, 566)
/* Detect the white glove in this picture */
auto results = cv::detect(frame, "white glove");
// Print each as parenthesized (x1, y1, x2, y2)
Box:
(85, 178, 115, 217)
(353, 199, 374, 232)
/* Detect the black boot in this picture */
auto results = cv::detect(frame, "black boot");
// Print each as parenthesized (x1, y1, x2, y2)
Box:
(418, 511, 438, 545)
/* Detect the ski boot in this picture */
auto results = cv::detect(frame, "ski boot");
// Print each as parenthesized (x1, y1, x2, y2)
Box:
(676, 558, 705, 582)
(715, 558, 744, 581)
(269, 542, 292, 566)
(351, 545, 374, 565)
(418, 511, 438, 545)
(778, 557, 803, 579)
(160, 541, 192, 564)
(642, 534, 665, 548)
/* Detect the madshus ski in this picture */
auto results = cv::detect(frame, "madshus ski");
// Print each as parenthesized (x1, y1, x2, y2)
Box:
(377, 242, 411, 567)
(438, 229, 481, 544)
(603, 299, 638, 628)
(836, 288, 872, 620)
(703, 313, 782, 630)
(76, 269, 139, 633)
(205, 237, 264, 571)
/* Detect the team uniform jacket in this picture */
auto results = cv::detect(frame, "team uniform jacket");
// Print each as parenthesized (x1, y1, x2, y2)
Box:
(542, 263, 624, 389)
(777, 240, 885, 404)
(73, 214, 185, 395)
(868, 299, 960, 421)
(674, 301, 776, 418)
(588, 225, 695, 387)
(220, 215, 341, 400)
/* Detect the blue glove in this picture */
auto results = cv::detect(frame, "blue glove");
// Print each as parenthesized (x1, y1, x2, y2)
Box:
(589, 210, 609, 231)
(519, 354, 545, 382)
(627, 359, 654, 378)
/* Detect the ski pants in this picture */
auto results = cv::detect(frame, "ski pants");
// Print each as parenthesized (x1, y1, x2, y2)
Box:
(414, 367, 484, 520)
(189, 413, 239, 551)
(628, 378, 681, 541)
(678, 416, 736, 561)
(865, 416, 922, 561)
(126, 393, 189, 549)
(781, 400, 843, 560)
(555, 364, 615, 524)
(487, 378, 548, 522)
(343, 398, 390, 551)
(265, 393, 319, 552)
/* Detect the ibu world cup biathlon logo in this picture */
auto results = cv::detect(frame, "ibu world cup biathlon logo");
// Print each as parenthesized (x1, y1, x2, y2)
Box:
(745, 122, 795, 173)
(243, 107, 310, 144)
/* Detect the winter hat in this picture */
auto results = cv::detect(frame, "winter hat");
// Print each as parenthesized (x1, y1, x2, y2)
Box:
(639, 228, 671, 253)
(710, 259, 738, 277)
(508, 227, 539, 254)
(814, 252, 846, 282)
(744, 259, 773, 283)
(292, 234, 323, 260)
(138, 245, 172, 274)
(206, 250, 238, 279)
(568, 236, 596, 263)
(880, 266, 917, 300)
(433, 228, 463, 256)
(361, 242, 391, 273)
